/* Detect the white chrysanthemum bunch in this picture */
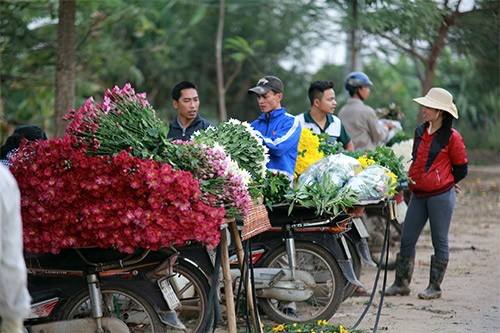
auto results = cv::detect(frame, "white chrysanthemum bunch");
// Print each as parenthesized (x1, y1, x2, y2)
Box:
(227, 118, 270, 177)
(390, 139, 414, 172)
(193, 118, 269, 180)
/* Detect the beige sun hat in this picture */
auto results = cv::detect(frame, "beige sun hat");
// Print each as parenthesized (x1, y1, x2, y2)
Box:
(412, 87, 459, 119)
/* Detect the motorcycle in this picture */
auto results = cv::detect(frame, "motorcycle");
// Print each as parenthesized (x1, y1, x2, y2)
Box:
(24, 246, 211, 333)
(179, 204, 364, 325)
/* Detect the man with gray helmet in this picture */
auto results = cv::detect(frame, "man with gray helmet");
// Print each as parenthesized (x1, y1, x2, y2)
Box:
(337, 72, 393, 151)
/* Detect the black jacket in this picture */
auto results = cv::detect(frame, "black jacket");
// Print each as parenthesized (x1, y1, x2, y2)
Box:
(167, 114, 214, 141)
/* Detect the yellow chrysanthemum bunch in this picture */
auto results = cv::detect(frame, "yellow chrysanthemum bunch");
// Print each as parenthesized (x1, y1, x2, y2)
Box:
(295, 128, 324, 178)
(357, 155, 376, 169)
(386, 170, 398, 194)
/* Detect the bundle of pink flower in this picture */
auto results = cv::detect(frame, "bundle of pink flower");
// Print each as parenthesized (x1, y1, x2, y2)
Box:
(10, 136, 226, 254)
(61, 82, 249, 220)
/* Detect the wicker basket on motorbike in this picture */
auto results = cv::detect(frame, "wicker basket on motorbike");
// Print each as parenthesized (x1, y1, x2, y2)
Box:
(241, 197, 271, 241)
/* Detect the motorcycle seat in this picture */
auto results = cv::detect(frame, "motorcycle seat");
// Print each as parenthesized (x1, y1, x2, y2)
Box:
(24, 247, 163, 271)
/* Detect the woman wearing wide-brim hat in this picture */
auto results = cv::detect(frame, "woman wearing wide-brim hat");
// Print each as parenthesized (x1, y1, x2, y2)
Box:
(381, 87, 468, 300)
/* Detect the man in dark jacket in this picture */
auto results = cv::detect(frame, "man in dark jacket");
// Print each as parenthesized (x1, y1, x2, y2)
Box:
(167, 81, 214, 141)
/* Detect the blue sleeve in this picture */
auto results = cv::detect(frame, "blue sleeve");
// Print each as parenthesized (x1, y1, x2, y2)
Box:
(260, 116, 301, 157)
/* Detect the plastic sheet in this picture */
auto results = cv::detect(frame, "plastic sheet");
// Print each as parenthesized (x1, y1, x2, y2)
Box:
(345, 164, 392, 201)
(298, 153, 362, 187)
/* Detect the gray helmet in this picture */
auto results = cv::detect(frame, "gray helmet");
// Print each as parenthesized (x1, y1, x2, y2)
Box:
(345, 72, 373, 94)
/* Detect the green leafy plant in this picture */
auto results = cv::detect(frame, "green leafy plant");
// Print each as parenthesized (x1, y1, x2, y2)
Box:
(260, 170, 292, 209)
(344, 146, 408, 182)
(285, 173, 359, 217)
(387, 130, 413, 147)
(317, 133, 344, 156)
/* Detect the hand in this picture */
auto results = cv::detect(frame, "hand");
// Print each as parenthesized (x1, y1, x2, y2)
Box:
(454, 184, 462, 194)
(386, 122, 394, 129)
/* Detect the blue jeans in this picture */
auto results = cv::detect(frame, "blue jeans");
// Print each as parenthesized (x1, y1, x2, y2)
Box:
(400, 187, 456, 260)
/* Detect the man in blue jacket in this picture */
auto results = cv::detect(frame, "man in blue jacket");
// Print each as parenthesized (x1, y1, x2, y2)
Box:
(248, 75, 301, 181)
(167, 81, 214, 141)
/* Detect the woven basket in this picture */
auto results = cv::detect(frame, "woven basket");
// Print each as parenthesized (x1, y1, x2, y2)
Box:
(241, 198, 271, 241)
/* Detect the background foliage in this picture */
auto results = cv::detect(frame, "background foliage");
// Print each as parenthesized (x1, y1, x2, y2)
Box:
(1, 0, 498, 152)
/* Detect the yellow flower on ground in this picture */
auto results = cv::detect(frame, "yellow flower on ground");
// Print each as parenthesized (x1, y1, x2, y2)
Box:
(295, 128, 324, 178)
(339, 324, 348, 333)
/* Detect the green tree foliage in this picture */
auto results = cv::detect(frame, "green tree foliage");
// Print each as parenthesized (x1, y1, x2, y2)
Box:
(446, 0, 500, 150)
(329, 0, 499, 151)
(1, 0, 498, 152)
(1, 0, 59, 135)
(1, 0, 329, 140)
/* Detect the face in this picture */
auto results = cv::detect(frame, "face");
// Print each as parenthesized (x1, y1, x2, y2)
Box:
(315, 88, 337, 115)
(358, 85, 371, 100)
(255, 91, 282, 113)
(421, 105, 441, 122)
(173, 88, 200, 121)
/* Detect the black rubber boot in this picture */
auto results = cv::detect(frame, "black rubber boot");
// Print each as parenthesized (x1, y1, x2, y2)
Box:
(418, 255, 448, 300)
(381, 253, 414, 296)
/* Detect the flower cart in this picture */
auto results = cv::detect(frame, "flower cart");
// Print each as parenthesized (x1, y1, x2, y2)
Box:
(10, 84, 408, 331)
(11, 84, 266, 332)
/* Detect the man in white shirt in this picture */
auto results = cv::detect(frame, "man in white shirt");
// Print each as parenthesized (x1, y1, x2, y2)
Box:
(0, 164, 31, 333)
(296, 80, 354, 151)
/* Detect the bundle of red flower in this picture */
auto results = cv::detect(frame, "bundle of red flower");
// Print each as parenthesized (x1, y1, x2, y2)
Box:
(10, 136, 226, 254)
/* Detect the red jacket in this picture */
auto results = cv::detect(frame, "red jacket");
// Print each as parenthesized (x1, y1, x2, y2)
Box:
(408, 123, 468, 197)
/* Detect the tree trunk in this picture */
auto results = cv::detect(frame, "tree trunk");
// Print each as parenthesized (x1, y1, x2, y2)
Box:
(345, 0, 361, 74)
(54, 0, 76, 137)
(417, 15, 452, 123)
(215, 0, 227, 122)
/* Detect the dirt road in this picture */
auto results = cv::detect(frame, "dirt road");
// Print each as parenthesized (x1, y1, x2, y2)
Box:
(214, 164, 499, 333)
(333, 164, 500, 332)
